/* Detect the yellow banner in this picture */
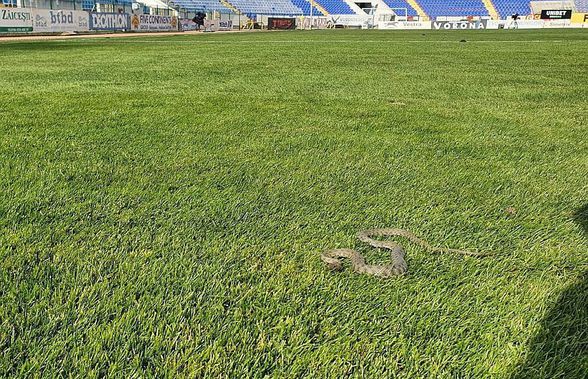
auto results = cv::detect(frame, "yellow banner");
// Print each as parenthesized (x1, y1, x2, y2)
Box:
(571, 13, 588, 23)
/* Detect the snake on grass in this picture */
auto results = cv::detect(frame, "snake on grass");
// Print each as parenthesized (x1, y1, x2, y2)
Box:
(321, 228, 491, 278)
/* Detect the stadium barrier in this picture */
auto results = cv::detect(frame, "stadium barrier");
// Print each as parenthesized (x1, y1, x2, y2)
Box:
(180, 19, 197, 31)
(570, 13, 588, 27)
(542, 19, 571, 27)
(327, 14, 371, 28)
(377, 21, 430, 29)
(0, 7, 33, 33)
(130, 14, 178, 32)
(203, 19, 233, 31)
(267, 17, 296, 30)
(432, 20, 488, 29)
(296, 16, 329, 29)
(2, 8, 588, 34)
(89, 12, 130, 31)
(32, 10, 89, 33)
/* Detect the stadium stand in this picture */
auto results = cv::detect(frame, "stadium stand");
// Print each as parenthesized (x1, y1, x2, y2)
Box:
(227, 0, 303, 15)
(171, 0, 231, 12)
(93, 0, 134, 4)
(313, 0, 355, 14)
(290, 0, 325, 15)
(382, 0, 419, 16)
(577, 0, 588, 11)
(417, 0, 489, 18)
(491, 0, 531, 18)
(81, 0, 95, 10)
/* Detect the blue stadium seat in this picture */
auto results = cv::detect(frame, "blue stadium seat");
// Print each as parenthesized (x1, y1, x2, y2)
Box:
(314, 0, 355, 14)
(382, 0, 418, 16)
(418, 0, 489, 18)
(290, 0, 325, 16)
(81, 0, 95, 10)
(94, 0, 133, 4)
(491, 0, 531, 18)
(576, 0, 588, 12)
(228, 0, 303, 16)
(171, 0, 232, 12)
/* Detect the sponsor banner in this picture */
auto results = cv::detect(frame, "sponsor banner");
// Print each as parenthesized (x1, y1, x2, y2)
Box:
(514, 20, 545, 28)
(540, 10, 572, 19)
(487, 19, 544, 29)
(203, 19, 233, 31)
(571, 13, 588, 23)
(33, 9, 89, 32)
(180, 18, 198, 31)
(130, 14, 178, 31)
(217, 20, 232, 31)
(89, 12, 129, 31)
(328, 14, 370, 27)
(296, 16, 329, 29)
(378, 21, 431, 29)
(542, 19, 571, 27)
(0, 7, 33, 33)
(267, 17, 295, 30)
(432, 20, 487, 29)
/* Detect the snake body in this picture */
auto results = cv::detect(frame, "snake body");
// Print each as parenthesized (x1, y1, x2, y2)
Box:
(321, 228, 490, 278)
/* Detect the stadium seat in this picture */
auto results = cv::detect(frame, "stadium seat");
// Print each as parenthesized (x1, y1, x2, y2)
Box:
(382, 0, 419, 17)
(313, 0, 356, 14)
(417, 0, 489, 18)
(171, 0, 232, 12)
(576, 0, 588, 12)
(491, 0, 531, 18)
(290, 0, 325, 16)
(81, 0, 95, 10)
(227, 0, 303, 16)
(91, 0, 133, 4)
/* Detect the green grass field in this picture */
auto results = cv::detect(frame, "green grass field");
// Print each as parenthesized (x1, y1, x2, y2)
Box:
(1, 29, 587, 377)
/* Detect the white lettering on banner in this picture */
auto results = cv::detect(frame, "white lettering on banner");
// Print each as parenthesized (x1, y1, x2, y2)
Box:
(33, 10, 89, 32)
(0, 8, 33, 32)
(90, 13, 129, 31)
(546, 10, 566, 16)
(433, 21, 486, 30)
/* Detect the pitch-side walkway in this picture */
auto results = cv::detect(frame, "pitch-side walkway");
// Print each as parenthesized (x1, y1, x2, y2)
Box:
(0, 30, 241, 43)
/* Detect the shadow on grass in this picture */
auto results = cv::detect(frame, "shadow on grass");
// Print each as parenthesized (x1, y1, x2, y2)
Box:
(511, 204, 588, 378)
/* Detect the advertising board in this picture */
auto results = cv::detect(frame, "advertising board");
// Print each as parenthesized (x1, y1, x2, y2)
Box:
(32, 9, 89, 33)
(0, 7, 33, 33)
(540, 10, 572, 19)
(432, 20, 488, 29)
(130, 14, 178, 31)
(89, 12, 130, 31)
(267, 17, 295, 30)
(378, 21, 431, 29)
